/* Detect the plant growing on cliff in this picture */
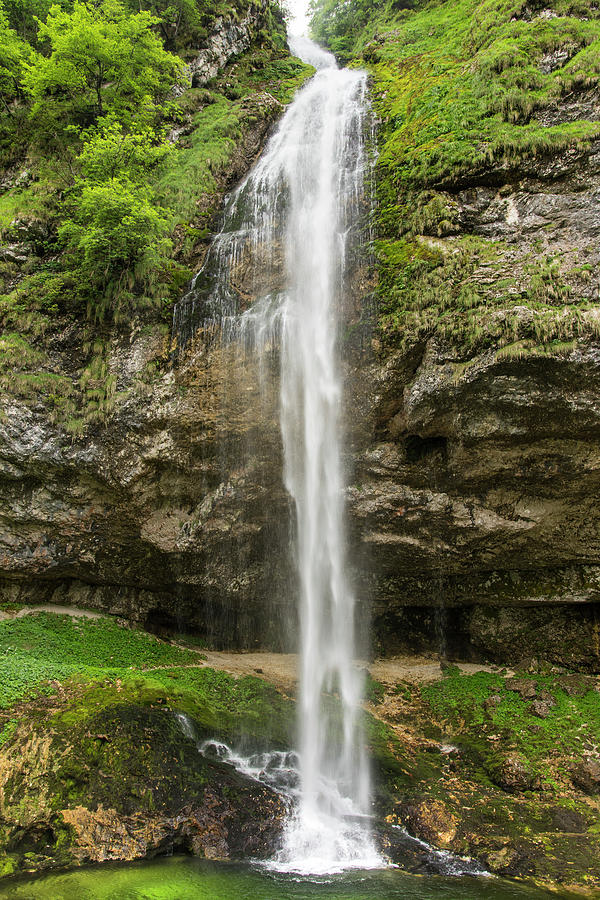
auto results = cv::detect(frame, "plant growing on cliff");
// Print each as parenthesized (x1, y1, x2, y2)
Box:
(311, 0, 600, 353)
(58, 119, 175, 320)
(22, 0, 185, 148)
(60, 177, 173, 320)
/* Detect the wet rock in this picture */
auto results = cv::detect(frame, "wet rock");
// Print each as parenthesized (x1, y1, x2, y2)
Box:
(550, 807, 588, 833)
(484, 844, 538, 877)
(0, 698, 286, 876)
(398, 799, 457, 847)
(571, 757, 600, 794)
(557, 675, 598, 698)
(484, 693, 502, 713)
(529, 699, 553, 718)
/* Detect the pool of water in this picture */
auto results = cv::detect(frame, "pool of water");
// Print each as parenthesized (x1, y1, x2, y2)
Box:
(0, 858, 571, 900)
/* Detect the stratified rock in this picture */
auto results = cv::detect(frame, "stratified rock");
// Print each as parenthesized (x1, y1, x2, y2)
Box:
(189, 4, 273, 87)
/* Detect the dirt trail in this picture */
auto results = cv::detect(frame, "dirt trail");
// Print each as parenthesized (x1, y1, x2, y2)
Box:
(0, 603, 501, 687)
(0, 603, 105, 622)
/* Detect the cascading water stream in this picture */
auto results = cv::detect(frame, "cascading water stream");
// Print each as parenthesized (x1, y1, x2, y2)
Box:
(272, 39, 379, 875)
(173, 31, 380, 874)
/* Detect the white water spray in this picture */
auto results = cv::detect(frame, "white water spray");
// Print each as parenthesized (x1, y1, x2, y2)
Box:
(173, 36, 379, 874)
(271, 44, 379, 875)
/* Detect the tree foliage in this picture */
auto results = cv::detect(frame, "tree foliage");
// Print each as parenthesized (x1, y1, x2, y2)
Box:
(3, 0, 53, 42)
(0, 0, 296, 327)
(126, 0, 203, 51)
(60, 123, 174, 320)
(22, 0, 185, 141)
(77, 116, 172, 181)
(0, 4, 29, 113)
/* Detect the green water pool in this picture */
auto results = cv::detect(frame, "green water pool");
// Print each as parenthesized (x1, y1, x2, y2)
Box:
(0, 858, 573, 900)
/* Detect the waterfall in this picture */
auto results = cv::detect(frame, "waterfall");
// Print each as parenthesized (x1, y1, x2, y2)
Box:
(173, 35, 380, 874)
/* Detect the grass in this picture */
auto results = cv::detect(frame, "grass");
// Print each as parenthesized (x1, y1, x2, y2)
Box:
(0, 611, 298, 749)
(422, 669, 600, 787)
(159, 49, 312, 231)
(0, 184, 47, 229)
(0, 611, 402, 770)
(0, 612, 198, 709)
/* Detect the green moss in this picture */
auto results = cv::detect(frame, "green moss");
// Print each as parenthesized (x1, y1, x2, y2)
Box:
(422, 670, 600, 788)
(0, 612, 199, 709)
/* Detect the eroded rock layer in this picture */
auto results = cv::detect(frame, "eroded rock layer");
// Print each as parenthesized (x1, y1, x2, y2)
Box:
(2, 0, 600, 671)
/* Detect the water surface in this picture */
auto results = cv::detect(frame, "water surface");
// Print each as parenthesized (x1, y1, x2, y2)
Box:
(0, 858, 570, 900)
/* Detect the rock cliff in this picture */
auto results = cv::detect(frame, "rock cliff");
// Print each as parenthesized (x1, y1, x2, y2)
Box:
(2, 0, 600, 671)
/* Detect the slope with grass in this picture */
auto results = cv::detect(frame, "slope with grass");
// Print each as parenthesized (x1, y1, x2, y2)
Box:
(0, 611, 296, 877)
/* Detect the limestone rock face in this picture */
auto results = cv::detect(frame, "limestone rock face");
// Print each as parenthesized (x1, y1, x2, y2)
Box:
(343, 134, 600, 671)
(348, 338, 600, 668)
(189, 4, 274, 87)
(0, 337, 293, 648)
(1, 33, 600, 671)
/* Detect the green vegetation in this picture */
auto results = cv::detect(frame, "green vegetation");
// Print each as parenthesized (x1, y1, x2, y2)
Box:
(0, 610, 399, 771)
(0, 613, 598, 886)
(23, 1, 184, 144)
(159, 48, 312, 232)
(422, 669, 600, 789)
(0, 612, 198, 708)
(312, 0, 600, 354)
(0, 610, 298, 745)
(0, 0, 311, 426)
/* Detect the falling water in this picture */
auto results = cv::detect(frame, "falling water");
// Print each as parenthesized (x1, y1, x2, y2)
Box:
(173, 34, 379, 874)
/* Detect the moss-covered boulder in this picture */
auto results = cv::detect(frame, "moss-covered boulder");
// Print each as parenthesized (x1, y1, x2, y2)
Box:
(0, 693, 285, 874)
(0, 613, 295, 879)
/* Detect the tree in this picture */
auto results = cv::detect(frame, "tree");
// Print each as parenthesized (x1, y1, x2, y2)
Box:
(123, 0, 202, 51)
(59, 176, 173, 320)
(3, 0, 53, 43)
(22, 0, 185, 140)
(59, 122, 174, 320)
(77, 115, 172, 182)
(0, 3, 29, 115)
